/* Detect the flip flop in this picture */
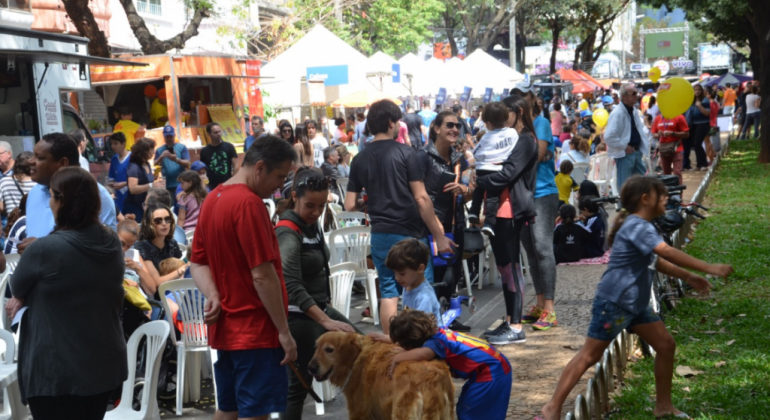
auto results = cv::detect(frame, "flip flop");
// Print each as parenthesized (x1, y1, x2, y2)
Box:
(655, 412, 691, 419)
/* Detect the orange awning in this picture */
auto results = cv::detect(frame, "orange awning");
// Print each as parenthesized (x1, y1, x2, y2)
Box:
(576, 70, 613, 89)
(556, 69, 605, 94)
(331, 89, 402, 108)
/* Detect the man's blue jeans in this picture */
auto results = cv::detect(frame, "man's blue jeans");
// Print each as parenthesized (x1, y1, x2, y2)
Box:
(370, 233, 434, 299)
(615, 150, 647, 195)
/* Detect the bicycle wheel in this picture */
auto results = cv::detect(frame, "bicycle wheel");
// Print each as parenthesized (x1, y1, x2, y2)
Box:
(655, 271, 677, 312)
(674, 277, 685, 298)
(651, 273, 666, 321)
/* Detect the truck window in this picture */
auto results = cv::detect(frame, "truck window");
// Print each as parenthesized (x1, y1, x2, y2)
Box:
(62, 109, 97, 162)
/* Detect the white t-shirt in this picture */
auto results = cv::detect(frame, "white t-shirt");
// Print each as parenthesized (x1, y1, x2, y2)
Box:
(472, 127, 518, 171)
(79, 155, 90, 171)
(646, 104, 660, 119)
(746, 94, 761, 114)
(311, 136, 329, 167)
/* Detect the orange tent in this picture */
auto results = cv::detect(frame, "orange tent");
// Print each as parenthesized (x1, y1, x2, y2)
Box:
(555, 69, 606, 94)
(576, 70, 613, 89)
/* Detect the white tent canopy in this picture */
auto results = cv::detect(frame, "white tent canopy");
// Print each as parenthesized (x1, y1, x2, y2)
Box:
(459, 49, 524, 96)
(365, 51, 411, 97)
(260, 25, 369, 107)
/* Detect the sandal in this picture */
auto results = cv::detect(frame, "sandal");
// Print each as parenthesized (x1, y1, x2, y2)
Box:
(655, 412, 691, 419)
(361, 307, 371, 318)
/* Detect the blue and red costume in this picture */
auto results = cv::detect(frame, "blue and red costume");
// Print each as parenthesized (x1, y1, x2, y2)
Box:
(423, 328, 512, 420)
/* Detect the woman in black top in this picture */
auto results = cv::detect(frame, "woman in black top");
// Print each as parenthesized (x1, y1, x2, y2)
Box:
(125, 138, 155, 222)
(276, 167, 358, 420)
(475, 95, 538, 345)
(419, 110, 467, 318)
(9, 167, 126, 419)
(134, 203, 185, 296)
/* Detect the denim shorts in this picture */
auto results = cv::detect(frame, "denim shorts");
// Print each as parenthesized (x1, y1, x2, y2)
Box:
(370, 233, 434, 299)
(586, 297, 660, 342)
(215, 348, 287, 417)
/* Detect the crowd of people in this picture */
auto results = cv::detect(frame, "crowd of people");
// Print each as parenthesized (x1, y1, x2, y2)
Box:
(0, 75, 742, 420)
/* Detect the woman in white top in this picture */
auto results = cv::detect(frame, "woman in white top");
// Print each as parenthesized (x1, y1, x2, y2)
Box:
(559, 135, 591, 166)
(740, 85, 762, 140)
(0, 151, 36, 215)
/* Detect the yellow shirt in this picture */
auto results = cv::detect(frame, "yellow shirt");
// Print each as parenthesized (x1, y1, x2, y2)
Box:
(149, 98, 168, 128)
(555, 172, 578, 203)
(114, 119, 141, 149)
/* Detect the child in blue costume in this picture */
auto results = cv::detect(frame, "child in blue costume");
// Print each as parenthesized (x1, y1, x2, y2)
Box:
(388, 310, 512, 420)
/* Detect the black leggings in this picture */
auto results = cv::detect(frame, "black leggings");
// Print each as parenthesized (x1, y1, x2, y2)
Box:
(691, 123, 710, 168)
(28, 390, 113, 420)
(490, 218, 525, 323)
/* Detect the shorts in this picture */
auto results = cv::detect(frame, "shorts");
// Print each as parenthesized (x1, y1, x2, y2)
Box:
(214, 348, 288, 417)
(370, 233, 434, 299)
(456, 371, 512, 420)
(587, 296, 660, 342)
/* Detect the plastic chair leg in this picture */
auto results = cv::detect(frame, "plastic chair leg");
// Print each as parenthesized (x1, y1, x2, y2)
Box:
(313, 380, 325, 415)
(210, 348, 219, 410)
(189, 352, 201, 402)
(462, 259, 473, 297)
(478, 250, 486, 290)
(176, 346, 186, 416)
(366, 269, 379, 326)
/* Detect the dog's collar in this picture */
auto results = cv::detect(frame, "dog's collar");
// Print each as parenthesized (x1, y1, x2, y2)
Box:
(340, 368, 353, 391)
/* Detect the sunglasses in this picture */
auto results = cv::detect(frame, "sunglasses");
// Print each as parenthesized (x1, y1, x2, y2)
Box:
(153, 216, 173, 225)
(282, 129, 292, 133)
(296, 177, 331, 191)
(444, 122, 462, 129)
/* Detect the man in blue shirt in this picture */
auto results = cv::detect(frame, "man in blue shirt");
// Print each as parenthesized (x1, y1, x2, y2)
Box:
(155, 125, 191, 205)
(418, 99, 437, 130)
(510, 82, 560, 332)
(243, 115, 267, 152)
(21, 133, 117, 252)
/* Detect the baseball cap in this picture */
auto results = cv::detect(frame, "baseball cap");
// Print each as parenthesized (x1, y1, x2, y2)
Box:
(646, 89, 654, 93)
(191, 161, 207, 172)
(158, 88, 167, 100)
(511, 80, 534, 94)
(163, 125, 175, 137)
(580, 110, 593, 118)
(602, 95, 613, 104)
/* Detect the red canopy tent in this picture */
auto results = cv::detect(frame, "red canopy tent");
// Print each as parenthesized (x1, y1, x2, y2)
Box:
(555, 69, 606, 94)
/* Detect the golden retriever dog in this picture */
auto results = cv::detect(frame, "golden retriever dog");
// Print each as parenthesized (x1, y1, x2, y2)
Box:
(308, 331, 455, 420)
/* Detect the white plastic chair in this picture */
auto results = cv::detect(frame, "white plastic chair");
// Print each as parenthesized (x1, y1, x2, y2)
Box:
(335, 177, 349, 198)
(328, 226, 378, 325)
(335, 211, 368, 228)
(104, 321, 170, 420)
(0, 329, 24, 420)
(329, 262, 357, 319)
(588, 154, 612, 196)
(263, 199, 276, 219)
(0, 254, 20, 332)
(184, 230, 195, 245)
(177, 244, 187, 258)
(158, 279, 216, 416)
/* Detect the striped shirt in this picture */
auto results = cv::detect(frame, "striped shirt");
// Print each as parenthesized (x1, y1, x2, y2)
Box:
(0, 177, 36, 213)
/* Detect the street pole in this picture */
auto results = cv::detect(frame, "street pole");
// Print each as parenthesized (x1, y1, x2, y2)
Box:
(509, 0, 517, 71)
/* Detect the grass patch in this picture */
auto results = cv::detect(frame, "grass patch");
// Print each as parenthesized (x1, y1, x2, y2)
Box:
(611, 140, 770, 419)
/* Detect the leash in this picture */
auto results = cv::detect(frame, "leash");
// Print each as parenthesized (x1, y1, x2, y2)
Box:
(289, 362, 323, 403)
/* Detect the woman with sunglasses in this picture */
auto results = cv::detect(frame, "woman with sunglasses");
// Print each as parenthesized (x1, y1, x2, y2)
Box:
(280, 121, 295, 144)
(275, 167, 359, 420)
(134, 203, 185, 297)
(8, 167, 126, 419)
(417, 110, 469, 328)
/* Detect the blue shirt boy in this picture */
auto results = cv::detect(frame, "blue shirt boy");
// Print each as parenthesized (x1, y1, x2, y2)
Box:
(402, 280, 443, 327)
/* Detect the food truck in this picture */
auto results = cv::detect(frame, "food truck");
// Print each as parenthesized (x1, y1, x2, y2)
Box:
(0, 25, 146, 175)
(89, 54, 264, 158)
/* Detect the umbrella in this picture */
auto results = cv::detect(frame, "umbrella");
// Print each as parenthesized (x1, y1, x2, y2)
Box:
(701, 72, 753, 88)
(331, 89, 402, 108)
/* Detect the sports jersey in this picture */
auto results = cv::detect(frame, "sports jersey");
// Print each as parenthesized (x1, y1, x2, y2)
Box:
(423, 328, 511, 382)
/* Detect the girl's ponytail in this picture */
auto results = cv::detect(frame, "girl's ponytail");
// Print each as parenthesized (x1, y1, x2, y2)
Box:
(559, 204, 577, 227)
(608, 209, 629, 247)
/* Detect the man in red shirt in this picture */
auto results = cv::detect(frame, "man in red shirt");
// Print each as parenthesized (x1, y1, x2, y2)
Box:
(651, 114, 689, 184)
(191, 135, 297, 420)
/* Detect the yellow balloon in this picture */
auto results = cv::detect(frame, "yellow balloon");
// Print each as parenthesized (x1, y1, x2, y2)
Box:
(592, 108, 609, 128)
(649, 67, 661, 83)
(579, 100, 588, 111)
(657, 77, 695, 119)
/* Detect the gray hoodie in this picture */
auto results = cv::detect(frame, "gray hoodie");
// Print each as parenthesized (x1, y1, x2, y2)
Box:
(11, 223, 127, 402)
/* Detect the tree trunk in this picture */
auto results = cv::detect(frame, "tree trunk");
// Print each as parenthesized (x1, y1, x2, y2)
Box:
(118, 0, 211, 54)
(443, 13, 458, 57)
(746, 1, 770, 163)
(62, 0, 110, 57)
(549, 20, 561, 74)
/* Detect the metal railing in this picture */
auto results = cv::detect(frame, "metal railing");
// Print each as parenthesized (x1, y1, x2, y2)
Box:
(136, 0, 162, 15)
(564, 135, 731, 419)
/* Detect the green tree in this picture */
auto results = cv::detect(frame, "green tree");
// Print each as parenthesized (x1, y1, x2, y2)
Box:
(570, 0, 632, 69)
(437, 0, 521, 56)
(348, 0, 445, 55)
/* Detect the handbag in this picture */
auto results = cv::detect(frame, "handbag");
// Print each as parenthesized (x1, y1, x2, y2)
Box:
(462, 227, 485, 257)
(658, 140, 680, 158)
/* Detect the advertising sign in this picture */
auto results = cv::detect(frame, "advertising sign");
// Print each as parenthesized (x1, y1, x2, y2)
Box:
(653, 60, 670, 77)
(306, 65, 349, 86)
(630, 63, 651, 72)
(699, 44, 731, 69)
(483, 88, 493, 103)
(245, 59, 263, 118)
(392, 63, 400, 83)
(436, 88, 447, 105)
(460, 87, 473, 103)
(502, 88, 510, 97)
(645, 32, 685, 59)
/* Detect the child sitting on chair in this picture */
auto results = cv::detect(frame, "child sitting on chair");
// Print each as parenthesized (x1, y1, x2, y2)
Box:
(388, 310, 512, 420)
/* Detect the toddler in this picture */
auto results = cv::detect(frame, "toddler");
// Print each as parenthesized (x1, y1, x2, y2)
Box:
(468, 102, 519, 236)
(555, 160, 578, 207)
